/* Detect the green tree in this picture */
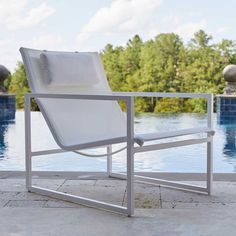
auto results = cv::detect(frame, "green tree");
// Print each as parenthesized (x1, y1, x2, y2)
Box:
(101, 44, 125, 91)
(217, 39, 236, 64)
(190, 29, 213, 48)
(101, 31, 236, 113)
(8, 62, 38, 110)
(180, 30, 230, 112)
(9, 30, 236, 114)
(121, 34, 143, 76)
(152, 33, 185, 112)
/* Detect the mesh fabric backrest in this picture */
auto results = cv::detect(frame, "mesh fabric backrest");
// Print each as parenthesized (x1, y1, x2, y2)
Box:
(20, 47, 126, 148)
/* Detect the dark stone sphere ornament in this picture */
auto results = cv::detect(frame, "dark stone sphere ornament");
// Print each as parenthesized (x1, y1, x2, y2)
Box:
(0, 65, 10, 93)
(223, 64, 236, 95)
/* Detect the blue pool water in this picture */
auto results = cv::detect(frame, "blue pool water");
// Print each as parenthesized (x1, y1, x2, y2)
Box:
(0, 111, 236, 172)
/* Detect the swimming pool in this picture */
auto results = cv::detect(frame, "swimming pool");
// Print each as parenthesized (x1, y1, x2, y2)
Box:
(0, 111, 235, 172)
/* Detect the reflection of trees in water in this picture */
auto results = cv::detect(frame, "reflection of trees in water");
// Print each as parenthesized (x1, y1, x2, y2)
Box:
(219, 124, 236, 172)
(0, 121, 14, 159)
(0, 124, 6, 158)
(222, 126, 236, 169)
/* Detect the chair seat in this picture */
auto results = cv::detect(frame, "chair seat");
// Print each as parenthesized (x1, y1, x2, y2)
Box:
(62, 127, 214, 150)
(134, 127, 214, 146)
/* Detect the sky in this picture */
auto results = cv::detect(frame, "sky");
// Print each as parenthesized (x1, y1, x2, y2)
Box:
(1, 0, 236, 72)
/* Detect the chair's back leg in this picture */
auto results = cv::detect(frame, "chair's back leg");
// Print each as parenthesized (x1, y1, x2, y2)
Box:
(207, 135, 213, 195)
(25, 95, 32, 190)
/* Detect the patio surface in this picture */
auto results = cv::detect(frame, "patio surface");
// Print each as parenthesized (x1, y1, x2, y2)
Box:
(0, 172, 236, 236)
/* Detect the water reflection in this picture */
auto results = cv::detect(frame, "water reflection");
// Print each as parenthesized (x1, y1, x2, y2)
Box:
(221, 125, 236, 172)
(223, 125, 236, 160)
(0, 120, 15, 158)
(1, 112, 236, 172)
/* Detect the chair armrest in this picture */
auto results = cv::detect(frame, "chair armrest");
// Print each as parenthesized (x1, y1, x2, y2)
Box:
(134, 127, 215, 146)
(25, 92, 133, 102)
(26, 91, 213, 100)
(112, 91, 214, 130)
(112, 91, 212, 99)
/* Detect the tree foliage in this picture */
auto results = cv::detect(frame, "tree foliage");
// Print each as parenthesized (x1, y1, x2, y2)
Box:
(7, 62, 38, 110)
(6, 30, 236, 113)
(101, 30, 235, 113)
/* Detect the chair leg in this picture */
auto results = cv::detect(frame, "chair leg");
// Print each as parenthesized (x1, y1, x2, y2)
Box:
(25, 151, 32, 191)
(107, 145, 112, 176)
(25, 95, 32, 190)
(207, 136, 213, 195)
(107, 143, 134, 216)
(126, 146, 134, 216)
(26, 145, 130, 215)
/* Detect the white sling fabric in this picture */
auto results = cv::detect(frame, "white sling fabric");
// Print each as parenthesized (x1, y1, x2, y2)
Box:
(20, 48, 127, 149)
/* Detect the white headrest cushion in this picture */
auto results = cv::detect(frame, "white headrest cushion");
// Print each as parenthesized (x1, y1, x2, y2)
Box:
(40, 52, 100, 86)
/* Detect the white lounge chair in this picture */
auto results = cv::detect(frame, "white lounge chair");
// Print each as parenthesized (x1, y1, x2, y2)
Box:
(20, 47, 214, 216)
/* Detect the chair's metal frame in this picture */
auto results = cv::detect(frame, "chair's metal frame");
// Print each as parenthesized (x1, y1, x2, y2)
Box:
(25, 92, 214, 216)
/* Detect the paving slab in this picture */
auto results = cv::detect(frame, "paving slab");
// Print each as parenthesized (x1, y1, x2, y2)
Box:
(5, 200, 47, 208)
(1, 176, 236, 235)
(32, 179, 66, 190)
(123, 182, 161, 208)
(160, 181, 236, 205)
(0, 191, 18, 200)
(162, 201, 236, 209)
(62, 179, 96, 186)
(0, 179, 26, 191)
(95, 179, 126, 187)
(0, 207, 236, 236)
(0, 199, 9, 207)
(13, 191, 51, 201)
(43, 199, 83, 208)
(58, 179, 126, 205)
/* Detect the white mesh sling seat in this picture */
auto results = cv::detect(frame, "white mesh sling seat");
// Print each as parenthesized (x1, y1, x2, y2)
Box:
(20, 47, 214, 216)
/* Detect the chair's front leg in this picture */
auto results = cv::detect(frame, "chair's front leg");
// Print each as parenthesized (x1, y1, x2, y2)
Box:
(107, 145, 112, 176)
(126, 145, 134, 216)
(126, 97, 134, 216)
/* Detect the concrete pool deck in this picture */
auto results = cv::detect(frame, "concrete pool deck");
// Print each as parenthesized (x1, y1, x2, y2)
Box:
(0, 171, 236, 236)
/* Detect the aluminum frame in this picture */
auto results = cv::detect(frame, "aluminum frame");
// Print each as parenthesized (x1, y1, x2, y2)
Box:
(25, 92, 214, 216)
